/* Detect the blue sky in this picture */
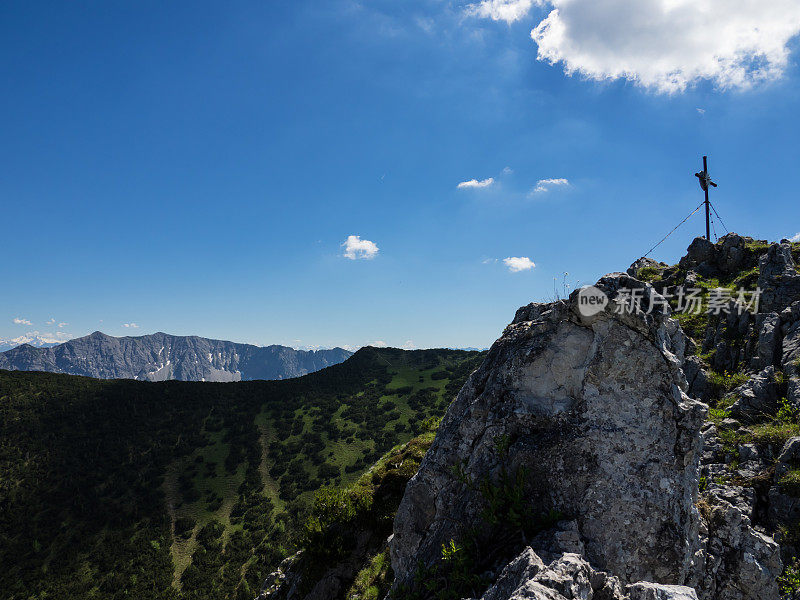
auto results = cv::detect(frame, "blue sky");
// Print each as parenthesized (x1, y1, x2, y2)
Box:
(2, 0, 799, 350)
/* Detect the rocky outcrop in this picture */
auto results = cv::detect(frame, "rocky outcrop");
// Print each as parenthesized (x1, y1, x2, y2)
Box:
(759, 243, 800, 314)
(477, 548, 699, 600)
(694, 491, 781, 600)
(782, 302, 800, 410)
(677, 234, 753, 281)
(728, 366, 781, 423)
(390, 274, 708, 588)
(0, 331, 352, 382)
(627, 257, 667, 278)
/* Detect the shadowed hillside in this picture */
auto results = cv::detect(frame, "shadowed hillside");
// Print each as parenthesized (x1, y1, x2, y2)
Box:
(0, 346, 485, 600)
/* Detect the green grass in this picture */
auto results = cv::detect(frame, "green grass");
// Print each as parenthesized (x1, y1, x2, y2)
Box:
(346, 548, 393, 600)
(636, 266, 662, 282)
(707, 370, 749, 393)
(779, 471, 800, 497)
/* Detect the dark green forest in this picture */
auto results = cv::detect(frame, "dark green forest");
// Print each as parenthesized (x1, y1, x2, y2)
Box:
(0, 347, 485, 600)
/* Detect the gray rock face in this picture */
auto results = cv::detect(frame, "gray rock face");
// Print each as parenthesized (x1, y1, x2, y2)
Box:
(728, 366, 781, 423)
(758, 243, 800, 313)
(627, 258, 667, 278)
(677, 234, 754, 280)
(627, 583, 698, 600)
(694, 492, 781, 600)
(0, 331, 352, 382)
(390, 274, 707, 588)
(679, 238, 718, 276)
(750, 313, 781, 371)
(478, 548, 698, 600)
(782, 302, 800, 409)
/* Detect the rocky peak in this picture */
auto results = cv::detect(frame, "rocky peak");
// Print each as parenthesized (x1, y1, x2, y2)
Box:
(390, 273, 710, 591)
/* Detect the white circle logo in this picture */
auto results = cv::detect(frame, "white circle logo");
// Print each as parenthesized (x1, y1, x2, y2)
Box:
(577, 286, 609, 317)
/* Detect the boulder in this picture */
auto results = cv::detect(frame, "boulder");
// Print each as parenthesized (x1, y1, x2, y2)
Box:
(627, 583, 698, 600)
(716, 234, 747, 276)
(390, 274, 707, 588)
(679, 238, 717, 275)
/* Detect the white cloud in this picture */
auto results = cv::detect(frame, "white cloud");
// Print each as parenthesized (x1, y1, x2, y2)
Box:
(123, 323, 139, 328)
(45, 318, 55, 326)
(789, 232, 800, 243)
(532, 178, 570, 193)
(503, 256, 536, 272)
(457, 177, 495, 189)
(58, 322, 68, 328)
(466, 0, 541, 23)
(342, 235, 379, 260)
(13, 317, 32, 325)
(369, 340, 388, 347)
(468, 0, 800, 93)
(401, 340, 416, 350)
(502, 166, 514, 175)
(532, 0, 800, 93)
(696, 108, 706, 115)
(482, 258, 498, 264)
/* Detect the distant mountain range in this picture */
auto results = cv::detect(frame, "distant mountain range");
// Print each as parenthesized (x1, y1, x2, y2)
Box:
(0, 331, 352, 382)
(0, 335, 61, 353)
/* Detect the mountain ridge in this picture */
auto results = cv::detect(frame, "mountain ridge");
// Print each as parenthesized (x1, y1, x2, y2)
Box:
(0, 330, 352, 382)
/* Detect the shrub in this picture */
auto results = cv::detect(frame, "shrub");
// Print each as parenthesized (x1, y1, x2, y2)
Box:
(779, 558, 800, 595)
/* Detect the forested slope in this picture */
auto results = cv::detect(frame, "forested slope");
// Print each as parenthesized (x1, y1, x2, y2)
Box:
(0, 346, 484, 600)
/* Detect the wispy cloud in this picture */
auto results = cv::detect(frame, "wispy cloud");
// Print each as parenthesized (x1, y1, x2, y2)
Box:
(503, 256, 536, 272)
(58, 322, 68, 328)
(123, 323, 139, 328)
(457, 177, 494, 189)
(789, 232, 800, 243)
(342, 235, 379, 260)
(696, 108, 706, 115)
(465, 0, 540, 24)
(531, 178, 570, 194)
(502, 166, 513, 175)
(13, 317, 32, 325)
(45, 318, 55, 326)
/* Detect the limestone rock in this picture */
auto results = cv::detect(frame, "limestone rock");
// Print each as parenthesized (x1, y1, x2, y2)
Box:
(684, 356, 713, 402)
(695, 492, 781, 600)
(627, 258, 667, 278)
(728, 366, 781, 423)
(782, 303, 800, 409)
(478, 549, 697, 600)
(679, 238, 717, 276)
(481, 548, 547, 600)
(750, 313, 781, 370)
(758, 243, 800, 313)
(390, 274, 707, 588)
(627, 583, 698, 600)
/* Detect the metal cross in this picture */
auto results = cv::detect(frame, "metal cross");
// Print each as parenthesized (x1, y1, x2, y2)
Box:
(695, 155, 717, 241)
